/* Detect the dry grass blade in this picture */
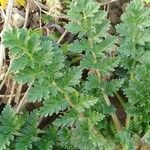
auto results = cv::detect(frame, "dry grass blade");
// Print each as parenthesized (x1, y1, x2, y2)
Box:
(57, 29, 68, 44)
(0, 93, 24, 98)
(15, 83, 32, 113)
(23, 0, 30, 28)
(14, 83, 23, 103)
(7, 81, 16, 105)
(0, 59, 13, 91)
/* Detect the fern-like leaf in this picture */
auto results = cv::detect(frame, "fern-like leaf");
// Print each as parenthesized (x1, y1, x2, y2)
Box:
(0, 105, 19, 150)
(15, 112, 39, 150)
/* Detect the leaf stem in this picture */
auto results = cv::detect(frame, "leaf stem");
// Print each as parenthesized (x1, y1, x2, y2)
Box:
(102, 88, 122, 132)
(7, 81, 16, 105)
(15, 83, 32, 113)
(57, 29, 68, 44)
(125, 67, 135, 128)
(23, 0, 30, 28)
(95, 69, 122, 132)
(115, 92, 125, 107)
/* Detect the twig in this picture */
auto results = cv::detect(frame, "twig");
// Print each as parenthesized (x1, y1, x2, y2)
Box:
(33, 0, 49, 14)
(0, 73, 5, 81)
(14, 83, 23, 103)
(125, 115, 131, 128)
(3, 0, 14, 30)
(23, 0, 30, 28)
(33, 0, 49, 11)
(115, 92, 125, 107)
(0, 78, 10, 105)
(0, 6, 6, 19)
(102, 88, 122, 132)
(0, 93, 24, 98)
(39, 9, 42, 28)
(106, 1, 110, 16)
(0, 60, 13, 91)
(7, 81, 16, 105)
(15, 84, 32, 113)
(94, 68, 122, 132)
(0, 45, 5, 73)
(57, 29, 68, 44)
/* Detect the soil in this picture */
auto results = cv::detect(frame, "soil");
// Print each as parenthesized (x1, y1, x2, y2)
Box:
(110, 93, 126, 124)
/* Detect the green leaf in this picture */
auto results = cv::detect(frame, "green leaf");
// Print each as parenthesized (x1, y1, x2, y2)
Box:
(57, 67, 82, 92)
(81, 55, 120, 76)
(103, 105, 116, 115)
(66, 23, 82, 34)
(139, 51, 150, 66)
(35, 127, 57, 150)
(96, 57, 120, 76)
(68, 39, 89, 53)
(125, 65, 150, 124)
(84, 74, 100, 91)
(92, 36, 117, 55)
(11, 55, 32, 71)
(27, 82, 50, 102)
(15, 112, 39, 150)
(53, 109, 78, 128)
(74, 94, 98, 112)
(102, 79, 124, 96)
(0, 105, 20, 150)
(87, 111, 105, 125)
(80, 53, 94, 69)
(70, 121, 107, 150)
(39, 94, 68, 117)
(117, 131, 135, 150)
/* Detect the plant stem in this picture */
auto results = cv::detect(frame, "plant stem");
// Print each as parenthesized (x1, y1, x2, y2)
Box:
(23, 0, 30, 28)
(7, 81, 16, 105)
(130, 70, 134, 81)
(115, 92, 125, 107)
(15, 83, 32, 113)
(102, 88, 122, 132)
(125, 115, 131, 129)
(14, 83, 23, 103)
(95, 69, 122, 132)
(0, 59, 13, 91)
(57, 29, 67, 44)
(125, 69, 135, 128)
(0, 93, 24, 98)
